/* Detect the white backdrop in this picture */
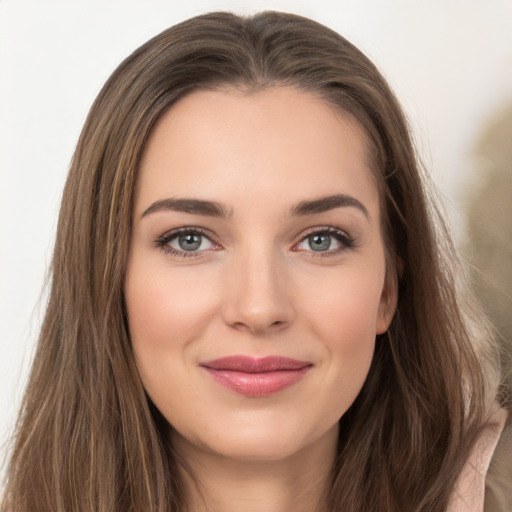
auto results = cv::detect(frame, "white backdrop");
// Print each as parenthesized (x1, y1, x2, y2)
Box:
(1, 0, 512, 462)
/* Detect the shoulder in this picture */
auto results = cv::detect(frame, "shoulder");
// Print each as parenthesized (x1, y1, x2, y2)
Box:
(448, 407, 509, 512)
(484, 409, 512, 512)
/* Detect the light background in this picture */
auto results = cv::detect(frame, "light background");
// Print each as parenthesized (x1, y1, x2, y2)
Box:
(1, 0, 512, 463)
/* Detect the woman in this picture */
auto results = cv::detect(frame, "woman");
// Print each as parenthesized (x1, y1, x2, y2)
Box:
(2, 11, 508, 512)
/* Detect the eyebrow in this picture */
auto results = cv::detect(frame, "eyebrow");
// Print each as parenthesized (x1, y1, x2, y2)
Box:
(141, 198, 231, 218)
(290, 194, 369, 219)
(141, 193, 368, 219)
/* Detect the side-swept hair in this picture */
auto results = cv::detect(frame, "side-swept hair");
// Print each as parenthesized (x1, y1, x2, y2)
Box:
(2, 11, 499, 512)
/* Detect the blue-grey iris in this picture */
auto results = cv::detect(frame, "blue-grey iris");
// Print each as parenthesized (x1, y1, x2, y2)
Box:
(179, 233, 202, 251)
(308, 233, 331, 251)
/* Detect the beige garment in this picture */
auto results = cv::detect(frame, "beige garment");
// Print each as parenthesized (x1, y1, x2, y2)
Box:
(448, 408, 509, 512)
(484, 417, 512, 512)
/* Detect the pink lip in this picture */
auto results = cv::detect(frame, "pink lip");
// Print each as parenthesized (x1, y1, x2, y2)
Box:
(200, 356, 312, 397)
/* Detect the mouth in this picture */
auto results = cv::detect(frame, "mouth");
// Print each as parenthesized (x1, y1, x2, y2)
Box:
(200, 355, 313, 397)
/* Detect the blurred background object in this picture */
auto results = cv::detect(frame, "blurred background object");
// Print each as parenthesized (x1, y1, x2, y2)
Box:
(464, 102, 512, 402)
(463, 103, 512, 512)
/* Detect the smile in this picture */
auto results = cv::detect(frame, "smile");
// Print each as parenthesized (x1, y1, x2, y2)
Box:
(200, 356, 313, 397)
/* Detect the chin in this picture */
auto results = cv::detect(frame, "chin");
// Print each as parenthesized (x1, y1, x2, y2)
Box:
(172, 412, 339, 464)
(216, 435, 307, 462)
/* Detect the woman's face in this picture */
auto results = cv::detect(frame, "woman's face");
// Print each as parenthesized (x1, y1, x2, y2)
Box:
(125, 87, 396, 462)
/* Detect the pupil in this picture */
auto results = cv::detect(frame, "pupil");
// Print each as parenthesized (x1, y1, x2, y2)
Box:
(179, 233, 201, 251)
(309, 233, 331, 251)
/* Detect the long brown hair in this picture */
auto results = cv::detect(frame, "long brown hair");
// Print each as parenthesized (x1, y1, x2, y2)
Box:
(2, 11, 500, 512)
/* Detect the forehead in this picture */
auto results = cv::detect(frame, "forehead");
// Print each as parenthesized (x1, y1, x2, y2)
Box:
(135, 86, 379, 218)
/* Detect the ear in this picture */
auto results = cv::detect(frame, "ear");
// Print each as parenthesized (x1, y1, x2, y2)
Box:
(376, 264, 398, 335)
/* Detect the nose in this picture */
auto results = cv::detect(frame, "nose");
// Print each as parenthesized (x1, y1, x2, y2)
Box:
(221, 248, 295, 335)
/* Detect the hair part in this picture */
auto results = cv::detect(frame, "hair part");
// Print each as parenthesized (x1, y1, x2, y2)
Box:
(2, 11, 499, 512)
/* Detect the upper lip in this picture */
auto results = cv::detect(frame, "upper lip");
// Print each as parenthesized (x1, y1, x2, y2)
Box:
(200, 355, 312, 373)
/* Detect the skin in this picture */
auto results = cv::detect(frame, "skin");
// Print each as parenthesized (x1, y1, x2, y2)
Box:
(125, 86, 397, 512)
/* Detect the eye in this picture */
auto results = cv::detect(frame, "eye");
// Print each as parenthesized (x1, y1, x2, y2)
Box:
(155, 228, 219, 256)
(303, 233, 336, 252)
(169, 232, 213, 252)
(294, 227, 354, 254)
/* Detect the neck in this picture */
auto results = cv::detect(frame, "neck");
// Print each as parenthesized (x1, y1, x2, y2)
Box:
(172, 426, 338, 512)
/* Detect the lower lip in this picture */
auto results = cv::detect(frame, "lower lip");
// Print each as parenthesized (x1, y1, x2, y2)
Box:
(203, 367, 310, 397)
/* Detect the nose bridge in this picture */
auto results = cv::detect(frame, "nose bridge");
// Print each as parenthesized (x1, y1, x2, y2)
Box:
(222, 240, 293, 333)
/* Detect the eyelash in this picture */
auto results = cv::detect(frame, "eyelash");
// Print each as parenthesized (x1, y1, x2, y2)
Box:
(154, 226, 356, 259)
(293, 226, 356, 257)
(154, 227, 219, 258)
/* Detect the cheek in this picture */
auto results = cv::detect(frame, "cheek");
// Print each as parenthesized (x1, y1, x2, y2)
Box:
(298, 263, 384, 409)
(303, 262, 384, 348)
(123, 258, 223, 414)
(124, 262, 218, 352)
(124, 259, 223, 427)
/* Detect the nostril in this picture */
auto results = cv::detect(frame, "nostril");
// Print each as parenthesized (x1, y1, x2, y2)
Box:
(228, 318, 289, 335)
(265, 320, 290, 334)
(220, 268, 295, 333)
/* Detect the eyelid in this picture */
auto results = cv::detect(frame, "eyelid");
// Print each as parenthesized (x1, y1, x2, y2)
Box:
(153, 225, 356, 258)
(154, 226, 221, 257)
(292, 226, 355, 255)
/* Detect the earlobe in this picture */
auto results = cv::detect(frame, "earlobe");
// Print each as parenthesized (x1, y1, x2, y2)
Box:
(376, 269, 398, 334)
